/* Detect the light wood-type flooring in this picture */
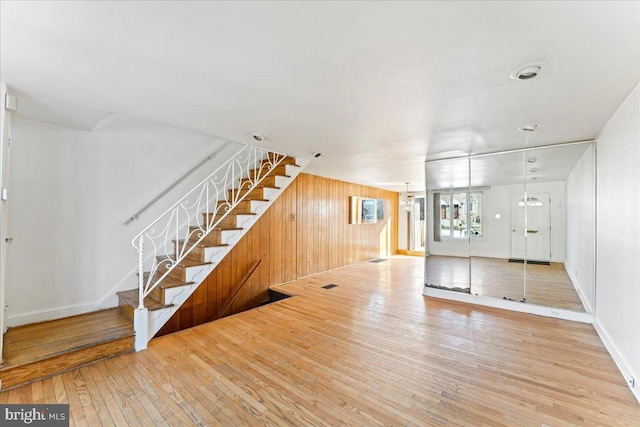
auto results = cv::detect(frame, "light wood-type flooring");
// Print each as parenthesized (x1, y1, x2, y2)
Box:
(0, 309, 134, 389)
(425, 255, 586, 312)
(2, 256, 638, 425)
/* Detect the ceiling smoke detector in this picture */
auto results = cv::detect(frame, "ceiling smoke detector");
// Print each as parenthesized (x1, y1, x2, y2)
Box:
(518, 123, 539, 132)
(511, 62, 545, 80)
(251, 133, 266, 142)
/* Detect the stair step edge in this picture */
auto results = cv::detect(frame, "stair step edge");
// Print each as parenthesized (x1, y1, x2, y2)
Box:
(0, 332, 134, 372)
(117, 291, 173, 311)
(172, 239, 229, 248)
(155, 256, 214, 267)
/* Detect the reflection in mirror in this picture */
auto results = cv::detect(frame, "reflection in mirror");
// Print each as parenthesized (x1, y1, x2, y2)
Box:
(424, 141, 595, 313)
(522, 143, 595, 312)
(469, 152, 525, 303)
(350, 196, 377, 224)
(424, 158, 470, 293)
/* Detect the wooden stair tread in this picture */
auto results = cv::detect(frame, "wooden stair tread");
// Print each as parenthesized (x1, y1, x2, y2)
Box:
(235, 185, 280, 190)
(209, 212, 257, 216)
(241, 174, 290, 181)
(217, 199, 269, 205)
(141, 272, 194, 289)
(0, 308, 133, 371)
(156, 255, 213, 268)
(116, 289, 171, 311)
(173, 238, 229, 249)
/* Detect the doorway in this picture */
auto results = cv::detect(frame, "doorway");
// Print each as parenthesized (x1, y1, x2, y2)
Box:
(510, 192, 551, 262)
(409, 195, 425, 251)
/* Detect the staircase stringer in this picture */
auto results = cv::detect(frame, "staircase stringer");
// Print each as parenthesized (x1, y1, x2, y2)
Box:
(143, 158, 308, 343)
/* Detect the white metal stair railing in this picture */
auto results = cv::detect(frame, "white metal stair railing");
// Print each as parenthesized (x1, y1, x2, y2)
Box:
(130, 145, 286, 346)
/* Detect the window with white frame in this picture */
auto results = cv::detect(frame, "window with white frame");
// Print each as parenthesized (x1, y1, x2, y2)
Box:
(439, 191, 483, 238)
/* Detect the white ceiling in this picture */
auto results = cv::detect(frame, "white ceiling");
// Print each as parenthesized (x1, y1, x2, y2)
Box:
(1, 2, 639, 192)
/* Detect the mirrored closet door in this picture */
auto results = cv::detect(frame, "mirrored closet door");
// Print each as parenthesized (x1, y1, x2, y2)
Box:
(424, 141, 595, 313)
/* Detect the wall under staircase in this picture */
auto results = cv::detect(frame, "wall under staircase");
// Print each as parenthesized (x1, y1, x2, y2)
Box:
(154, 172, 399, 336)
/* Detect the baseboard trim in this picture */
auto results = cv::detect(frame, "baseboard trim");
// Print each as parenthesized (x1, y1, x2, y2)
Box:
(564, 262, 593, 313)
(422, 286, 594, 323)
(398, 250, 425, 257)
(6, 301, 103, 327)
(592, 318, 640, 404)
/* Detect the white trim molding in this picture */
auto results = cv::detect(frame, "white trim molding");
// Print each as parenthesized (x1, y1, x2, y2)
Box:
(422, 286, 594, 323)
(563, 262, 593, 314)
(593, 318, 640, 404)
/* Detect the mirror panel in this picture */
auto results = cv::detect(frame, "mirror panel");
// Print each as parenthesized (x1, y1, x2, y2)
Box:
(523, 143, 594, 312)
(469, 152, 525, 302)
(424, 158, 470, 293)
(425, 158, 471, 293)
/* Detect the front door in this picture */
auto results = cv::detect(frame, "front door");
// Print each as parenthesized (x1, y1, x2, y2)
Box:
(510, 193, 551, 262)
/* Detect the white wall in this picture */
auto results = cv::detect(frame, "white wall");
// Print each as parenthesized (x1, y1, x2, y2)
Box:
(594, 83, 640, 398)
(6, 116, 243, 326)
(426, 182, 566, 262)
(565, 145, 595, 311)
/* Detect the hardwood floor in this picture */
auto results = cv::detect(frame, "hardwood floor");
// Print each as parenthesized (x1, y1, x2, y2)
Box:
(2, 256, 637, 425)
(426, 255, 586, 312)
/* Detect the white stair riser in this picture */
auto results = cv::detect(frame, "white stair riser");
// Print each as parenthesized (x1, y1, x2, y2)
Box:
(273, 175, 289, 188)
(234, 214, 257, 228)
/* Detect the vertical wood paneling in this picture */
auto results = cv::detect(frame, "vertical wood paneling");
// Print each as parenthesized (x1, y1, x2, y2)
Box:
(157, 172, 398, 336)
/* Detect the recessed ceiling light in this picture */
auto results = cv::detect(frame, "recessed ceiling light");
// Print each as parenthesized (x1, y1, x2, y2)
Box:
(510, 62, 546, 80)
(251, 133, 266, 142)
(530, 168, 538, 173)
(527, 156, 537, 164)
(518, 123, 539, 132)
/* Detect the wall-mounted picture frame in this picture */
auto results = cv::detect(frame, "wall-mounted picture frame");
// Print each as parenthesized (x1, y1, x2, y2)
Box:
(350, 196, 378, 224)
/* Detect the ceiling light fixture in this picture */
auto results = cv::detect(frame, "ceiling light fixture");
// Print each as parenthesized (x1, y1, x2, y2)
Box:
(518, 123, 539, 132)
(401, 182, 413, 212)
(250, 133, 266, 142)
(510, 62, 546, 80)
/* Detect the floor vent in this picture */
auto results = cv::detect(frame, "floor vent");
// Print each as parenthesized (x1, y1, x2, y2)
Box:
(508, 258, 551, 266)
(369, 258, 386, 263)
(322, 284, 338, 289)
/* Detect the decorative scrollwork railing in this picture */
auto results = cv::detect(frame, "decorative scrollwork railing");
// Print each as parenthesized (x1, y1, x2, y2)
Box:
(132, 145, 286, 309)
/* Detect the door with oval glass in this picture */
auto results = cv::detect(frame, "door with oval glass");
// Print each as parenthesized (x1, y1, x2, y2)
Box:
(510, 193, 550, 262)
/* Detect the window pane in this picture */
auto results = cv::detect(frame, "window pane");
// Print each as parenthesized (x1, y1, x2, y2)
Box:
(440, 194, 450, 235)
(470, 193, 482, 237)
(454, 193, 467, 237)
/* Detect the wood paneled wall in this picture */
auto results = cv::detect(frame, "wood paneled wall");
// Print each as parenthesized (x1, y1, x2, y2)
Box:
(295, 174, 398, 277)
(157, 173, 398, 336)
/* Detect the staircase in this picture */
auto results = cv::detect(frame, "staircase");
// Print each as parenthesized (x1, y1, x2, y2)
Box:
(0, 146, 304, 390)
(117, 147, 305, 350)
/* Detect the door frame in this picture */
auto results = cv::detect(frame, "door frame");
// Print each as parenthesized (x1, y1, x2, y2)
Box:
(0, 83, 13, 365)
